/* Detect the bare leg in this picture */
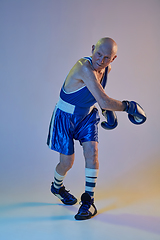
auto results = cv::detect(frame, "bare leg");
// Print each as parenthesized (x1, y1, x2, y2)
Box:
(51, 153, 77, 205)
(56, 153, 75, 176)
(82, 141, 99, 169)
(82, 141, 99, 196)
(75, 141, 99, 220)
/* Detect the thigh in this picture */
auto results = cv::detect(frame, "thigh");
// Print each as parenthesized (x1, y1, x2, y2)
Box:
(74, 108, 100, 144)
(47, 108, 74, 155)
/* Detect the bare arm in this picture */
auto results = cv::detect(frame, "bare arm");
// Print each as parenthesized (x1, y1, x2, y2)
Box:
(78, 60, 125, 111)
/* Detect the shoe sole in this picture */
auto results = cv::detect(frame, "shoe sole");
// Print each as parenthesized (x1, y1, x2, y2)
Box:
(62, 199, 77, 205)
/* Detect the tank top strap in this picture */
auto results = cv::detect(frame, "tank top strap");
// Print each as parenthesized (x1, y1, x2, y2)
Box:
(101, 66, 108, 88)
(83, 56, 93, 64)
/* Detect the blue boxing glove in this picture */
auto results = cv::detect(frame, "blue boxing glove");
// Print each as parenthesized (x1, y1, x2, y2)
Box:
(101, 109, 118, 130)
(122, 101, 147, 125)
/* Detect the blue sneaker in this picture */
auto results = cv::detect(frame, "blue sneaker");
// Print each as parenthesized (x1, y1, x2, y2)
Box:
(75, 192, 97, 220)
(51, 182, 77, 205)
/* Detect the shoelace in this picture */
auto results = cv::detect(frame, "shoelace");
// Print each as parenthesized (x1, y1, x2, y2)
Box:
(79, 201, 91, 212)
(60, 187, 72, 199)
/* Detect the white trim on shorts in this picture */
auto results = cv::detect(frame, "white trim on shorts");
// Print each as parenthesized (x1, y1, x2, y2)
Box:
(48, 105, 58, 148)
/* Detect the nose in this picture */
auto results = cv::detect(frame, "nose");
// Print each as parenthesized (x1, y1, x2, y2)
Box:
(99, 56, 104, 64)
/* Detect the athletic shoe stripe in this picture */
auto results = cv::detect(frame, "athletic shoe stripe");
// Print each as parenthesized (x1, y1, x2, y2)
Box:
(54, 193, 64, 200)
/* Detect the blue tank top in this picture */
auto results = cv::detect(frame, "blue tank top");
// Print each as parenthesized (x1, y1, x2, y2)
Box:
(60, 57, 108, 109)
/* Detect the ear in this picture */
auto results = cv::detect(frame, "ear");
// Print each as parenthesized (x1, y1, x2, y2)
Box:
(111, 55, 117, 62)
(92, 45, 95, 53)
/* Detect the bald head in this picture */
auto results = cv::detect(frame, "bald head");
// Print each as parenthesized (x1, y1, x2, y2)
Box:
(95, 37, 118, 58)
(91, 37, 118, 71)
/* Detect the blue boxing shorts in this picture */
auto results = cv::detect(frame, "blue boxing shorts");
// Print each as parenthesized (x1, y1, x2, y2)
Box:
(47, 98, 100, 155)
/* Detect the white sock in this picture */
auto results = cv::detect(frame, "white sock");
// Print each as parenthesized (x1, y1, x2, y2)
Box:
(85, 168, 99, 197)
(53, 169, 66, 190)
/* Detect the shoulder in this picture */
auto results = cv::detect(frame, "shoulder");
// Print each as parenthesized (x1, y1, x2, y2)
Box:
(76, 58, 94, 76)
(65, 57, 94, 84)
(68, 57, 94, 81)
(77, 57, 93, 70)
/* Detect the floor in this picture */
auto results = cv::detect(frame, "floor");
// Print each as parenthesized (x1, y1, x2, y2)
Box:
(0, 188, 160, 240)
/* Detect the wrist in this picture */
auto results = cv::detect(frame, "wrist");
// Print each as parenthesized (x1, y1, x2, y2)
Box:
(122, 100, 129, 111)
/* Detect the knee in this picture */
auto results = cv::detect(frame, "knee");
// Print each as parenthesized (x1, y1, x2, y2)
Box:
(66, 158, 74, 170)
(59, 154, 74, 172)
(61, 160, 73, 172)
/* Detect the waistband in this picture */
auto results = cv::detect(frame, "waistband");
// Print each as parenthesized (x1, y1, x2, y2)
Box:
(56, 97, 94, 116)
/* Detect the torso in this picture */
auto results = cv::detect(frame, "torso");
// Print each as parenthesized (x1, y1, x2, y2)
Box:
(63, 57, 105, 93)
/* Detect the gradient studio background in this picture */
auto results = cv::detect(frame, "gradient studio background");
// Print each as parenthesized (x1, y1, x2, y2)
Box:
(0, 0, 160, 205)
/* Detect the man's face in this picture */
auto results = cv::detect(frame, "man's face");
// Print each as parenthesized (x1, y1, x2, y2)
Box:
(91, 44, 117, 71)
